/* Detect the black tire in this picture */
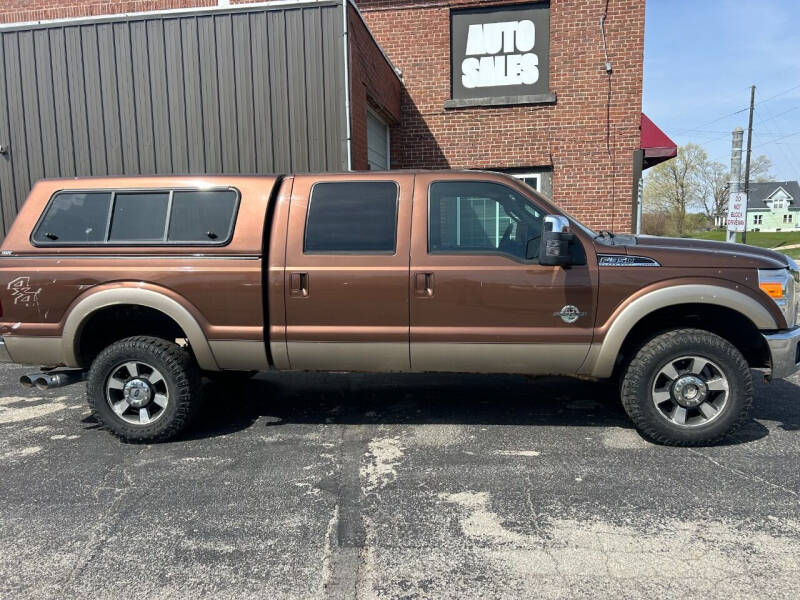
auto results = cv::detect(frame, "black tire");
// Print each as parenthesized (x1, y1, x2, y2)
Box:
(87, 336, 201, 443)
(620, 328, 752, 446)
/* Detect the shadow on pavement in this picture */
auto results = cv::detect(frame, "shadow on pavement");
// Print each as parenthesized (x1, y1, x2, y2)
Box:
(175, 371, 799, 446)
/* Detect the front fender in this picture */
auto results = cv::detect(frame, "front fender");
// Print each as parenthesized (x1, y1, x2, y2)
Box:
(582, 283, 778, 378)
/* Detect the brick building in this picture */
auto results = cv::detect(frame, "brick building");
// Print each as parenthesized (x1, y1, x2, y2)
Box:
(0, 0, 675, 234)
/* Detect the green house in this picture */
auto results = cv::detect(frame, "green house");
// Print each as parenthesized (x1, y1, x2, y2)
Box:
(746, 181, 800, 232)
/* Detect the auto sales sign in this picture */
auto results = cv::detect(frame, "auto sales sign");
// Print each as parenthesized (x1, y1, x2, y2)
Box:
(451, 3, 550, 101)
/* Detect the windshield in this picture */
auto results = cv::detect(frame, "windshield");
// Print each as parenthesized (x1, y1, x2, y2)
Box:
(514, 178, 598, 238)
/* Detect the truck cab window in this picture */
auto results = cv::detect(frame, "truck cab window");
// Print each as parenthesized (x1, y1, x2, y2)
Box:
(32, 192, 112, 243)
(304, 181, 398, 253)
(428, 181, 543, 260)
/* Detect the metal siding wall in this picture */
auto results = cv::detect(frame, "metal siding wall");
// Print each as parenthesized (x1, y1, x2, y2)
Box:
(0, 3, 346, 238)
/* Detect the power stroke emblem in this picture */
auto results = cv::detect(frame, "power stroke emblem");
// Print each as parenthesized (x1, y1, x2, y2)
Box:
(554, 305, 586, 324)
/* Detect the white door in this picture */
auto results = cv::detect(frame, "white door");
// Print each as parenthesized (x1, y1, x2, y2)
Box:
(367, 108, 390, 171)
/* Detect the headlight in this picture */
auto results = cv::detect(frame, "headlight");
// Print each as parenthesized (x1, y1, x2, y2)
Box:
(759, 268, 798, 327)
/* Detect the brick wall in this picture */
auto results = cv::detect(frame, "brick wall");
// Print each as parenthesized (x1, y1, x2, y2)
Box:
(357, 0, 645, 231)
(1, 0, 646, 231)
(347, 4, 403, 170)
(0, 1, 212, 23)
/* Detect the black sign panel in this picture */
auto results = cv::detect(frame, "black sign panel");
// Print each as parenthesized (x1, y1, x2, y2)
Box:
(450, 3, 550, 101)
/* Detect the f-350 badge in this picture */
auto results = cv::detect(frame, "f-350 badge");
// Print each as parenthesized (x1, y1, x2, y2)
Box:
(554, 305, 586, 324)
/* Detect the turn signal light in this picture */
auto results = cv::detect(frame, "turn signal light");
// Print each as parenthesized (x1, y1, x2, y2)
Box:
(759, 282, 784, 299)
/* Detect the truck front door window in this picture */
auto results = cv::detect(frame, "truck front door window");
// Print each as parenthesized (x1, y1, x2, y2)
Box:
(428, 181, 543, 261)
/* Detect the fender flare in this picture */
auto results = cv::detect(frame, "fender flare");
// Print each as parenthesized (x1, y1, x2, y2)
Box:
(584, 284, 778, 378)
(62, 286, 219, 370)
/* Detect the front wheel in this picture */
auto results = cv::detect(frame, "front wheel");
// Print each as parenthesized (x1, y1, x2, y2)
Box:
(620, 328, 752, 446)
(87, 336, 201, 442)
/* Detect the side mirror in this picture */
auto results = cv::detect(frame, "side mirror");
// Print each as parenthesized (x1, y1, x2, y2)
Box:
(538, 215, 574, 266)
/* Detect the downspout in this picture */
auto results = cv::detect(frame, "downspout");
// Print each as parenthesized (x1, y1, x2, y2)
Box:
(342, 0, 353, 170)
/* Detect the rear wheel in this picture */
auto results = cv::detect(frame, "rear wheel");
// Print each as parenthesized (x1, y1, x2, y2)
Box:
(620, 328, 752, 446)
(87, 336, 201, 442)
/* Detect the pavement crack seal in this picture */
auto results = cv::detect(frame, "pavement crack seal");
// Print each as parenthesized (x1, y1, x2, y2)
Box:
(687, 448, 798, 498)
(60, 445, 150, 591)
(323, 423, 378, 600)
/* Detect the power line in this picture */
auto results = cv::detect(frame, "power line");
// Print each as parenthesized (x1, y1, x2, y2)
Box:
(670, 83, 800, 137)
(754, 89, 800, 176)
(755, 82, 800, 106)
(670, 107, 748, 134)
(753, 129, 800, 147)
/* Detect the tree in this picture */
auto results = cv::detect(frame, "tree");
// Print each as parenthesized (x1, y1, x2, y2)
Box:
(643, 144, 707, 236)
(699, 160, 729, 224)
(747, 154, 773, 183)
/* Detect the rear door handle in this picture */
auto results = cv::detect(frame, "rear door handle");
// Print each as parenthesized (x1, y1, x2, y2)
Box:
(414, 272, 434, 297)
(290, 272, 309, 297)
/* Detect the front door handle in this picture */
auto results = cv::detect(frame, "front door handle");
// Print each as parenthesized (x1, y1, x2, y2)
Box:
(414, 272, 434, 297)
(290, 272, 309, 297)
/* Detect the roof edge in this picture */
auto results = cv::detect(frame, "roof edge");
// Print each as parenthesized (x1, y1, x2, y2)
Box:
(0, 0, 337, 31)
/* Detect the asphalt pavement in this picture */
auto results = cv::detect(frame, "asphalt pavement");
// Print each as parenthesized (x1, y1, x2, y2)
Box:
(0, 363, 798, 599)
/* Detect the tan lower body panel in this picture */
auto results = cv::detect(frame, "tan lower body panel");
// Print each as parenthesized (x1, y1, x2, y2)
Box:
(285, 341, 589, 375)
(411, 342, 591, 375)
(4, 336, 66, 367)
(208, 340, 270, 371)
(286, 342, 410, 372)
(269, 341, 291, 370)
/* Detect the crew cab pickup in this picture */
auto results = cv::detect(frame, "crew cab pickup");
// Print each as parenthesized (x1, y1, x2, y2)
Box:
(0, 171, 798, 445)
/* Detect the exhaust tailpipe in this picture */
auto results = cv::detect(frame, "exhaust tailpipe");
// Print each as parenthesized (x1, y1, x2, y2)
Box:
(20, 370, 86, 390)
(19, 373, 38, 388)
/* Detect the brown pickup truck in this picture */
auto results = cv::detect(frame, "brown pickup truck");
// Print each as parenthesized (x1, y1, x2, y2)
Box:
(0, 171, 798, 445)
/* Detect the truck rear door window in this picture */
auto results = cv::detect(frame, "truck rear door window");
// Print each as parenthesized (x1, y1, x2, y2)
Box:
(304, 182, 398, 253)
(32, 191, 112, 243)
(167, 190, 238, 242)
(108, 192, 169, 242)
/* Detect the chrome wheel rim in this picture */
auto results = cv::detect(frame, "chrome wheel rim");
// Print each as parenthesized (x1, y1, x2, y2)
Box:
(105, 361, 169, 425)
(651, 355, 730, 428)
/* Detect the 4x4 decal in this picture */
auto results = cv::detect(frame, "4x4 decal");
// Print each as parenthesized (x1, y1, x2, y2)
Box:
(7, 276, 42, 306)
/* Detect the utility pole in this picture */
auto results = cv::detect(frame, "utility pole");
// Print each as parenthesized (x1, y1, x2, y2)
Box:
(727, 128, 743, 243)
(742, 85, 755, 244)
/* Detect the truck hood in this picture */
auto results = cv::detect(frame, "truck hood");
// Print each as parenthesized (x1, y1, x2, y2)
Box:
(606, 235, 792, 270)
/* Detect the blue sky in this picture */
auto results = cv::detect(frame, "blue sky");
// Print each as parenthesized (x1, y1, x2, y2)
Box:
(643, 0, 800, 180)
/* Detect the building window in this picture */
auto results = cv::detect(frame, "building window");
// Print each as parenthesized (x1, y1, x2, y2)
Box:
(512, 173, 539, 191)
(753, 214, 763, 225)
(784, 214, 794, 224)
(304, 181, 398, 253)
(504, 168, 554, 198)
(773, 199, 784, 209)
(428, 181, 543, 261)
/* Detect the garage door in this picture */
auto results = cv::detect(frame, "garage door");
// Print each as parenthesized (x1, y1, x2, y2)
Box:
(366, 109, 389, 171)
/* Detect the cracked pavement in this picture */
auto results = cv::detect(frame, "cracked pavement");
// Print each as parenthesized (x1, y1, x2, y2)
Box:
(0, 363, 798, 599)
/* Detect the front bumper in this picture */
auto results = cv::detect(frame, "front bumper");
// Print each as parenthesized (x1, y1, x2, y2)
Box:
(763, 327, 800, 379)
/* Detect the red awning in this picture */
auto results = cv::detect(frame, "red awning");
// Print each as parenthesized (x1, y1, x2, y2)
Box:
(641, 112, 677, 169)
